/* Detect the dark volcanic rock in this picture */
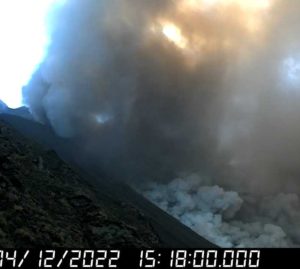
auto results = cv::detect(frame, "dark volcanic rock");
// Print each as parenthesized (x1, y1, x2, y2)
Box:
(0, 114, 216, 248)
(0, 120, 160, 247)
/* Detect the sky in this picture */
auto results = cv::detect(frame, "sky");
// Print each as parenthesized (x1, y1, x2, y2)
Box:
(0, 0, 65, 108)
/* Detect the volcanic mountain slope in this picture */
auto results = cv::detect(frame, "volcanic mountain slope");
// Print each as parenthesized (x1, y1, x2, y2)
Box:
(0, 101, 6, 112)
(0, 112, 216, 247)
(0, 119, 161, 247)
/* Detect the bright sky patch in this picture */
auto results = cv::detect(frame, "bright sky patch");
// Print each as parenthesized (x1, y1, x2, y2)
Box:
(0, 0, 65, 108)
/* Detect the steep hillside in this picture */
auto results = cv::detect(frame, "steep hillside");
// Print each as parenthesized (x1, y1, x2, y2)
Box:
(0, 113, 215, 247)
(0, 119, 161, 247)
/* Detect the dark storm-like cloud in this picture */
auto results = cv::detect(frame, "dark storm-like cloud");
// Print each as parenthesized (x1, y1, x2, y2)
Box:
(24, 0, 230, 181)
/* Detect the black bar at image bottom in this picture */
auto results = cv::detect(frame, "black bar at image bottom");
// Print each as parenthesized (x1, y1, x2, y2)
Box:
(0, 248, 294, 269)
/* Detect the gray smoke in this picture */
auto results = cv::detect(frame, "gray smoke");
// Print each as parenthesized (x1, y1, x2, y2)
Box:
(23, 0, 300, 246)
(139, 175, 298, 247)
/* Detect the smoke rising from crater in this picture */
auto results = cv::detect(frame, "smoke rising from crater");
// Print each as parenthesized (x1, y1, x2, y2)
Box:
(23, 0, 300, 246)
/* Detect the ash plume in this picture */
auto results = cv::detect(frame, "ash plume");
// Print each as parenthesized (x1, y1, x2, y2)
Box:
(140, 175, 298, 247)
(23, 0, 300, 246)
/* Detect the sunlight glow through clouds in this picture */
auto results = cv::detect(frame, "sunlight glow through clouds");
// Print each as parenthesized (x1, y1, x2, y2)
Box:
(162, 23, 187, 49)
(0, 0, 65, 108)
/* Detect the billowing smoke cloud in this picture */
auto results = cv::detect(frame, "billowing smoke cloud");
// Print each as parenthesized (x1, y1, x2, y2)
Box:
(23, 0, 300, 246)
(139, 175, 299, 247)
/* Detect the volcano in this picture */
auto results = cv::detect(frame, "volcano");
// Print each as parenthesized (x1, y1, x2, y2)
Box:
(0, 110, 215, 247)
